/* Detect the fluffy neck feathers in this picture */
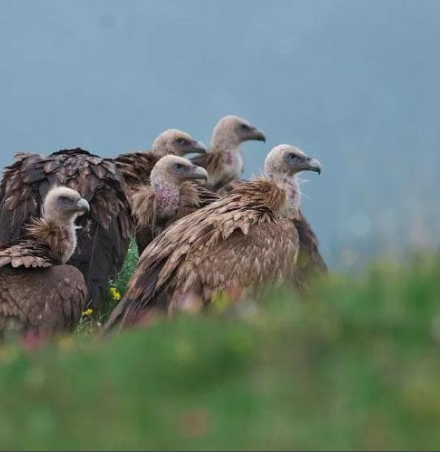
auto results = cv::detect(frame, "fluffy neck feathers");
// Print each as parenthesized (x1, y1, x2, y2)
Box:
(251, 174, 301, 219)
(27, 216, 78, 263)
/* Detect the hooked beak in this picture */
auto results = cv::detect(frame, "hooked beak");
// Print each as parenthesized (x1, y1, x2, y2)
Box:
(304, 157, 322, 175)
(191, 141, 207, 154)
(187, 165, 209, 181)
(76, 198, 90, 214)
(250, 127, 266, 142)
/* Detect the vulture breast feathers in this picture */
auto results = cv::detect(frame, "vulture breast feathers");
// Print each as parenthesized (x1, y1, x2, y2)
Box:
(0, 149, 133, 309)
(105, 179, 299, 331)
(0, 187, 89, 335)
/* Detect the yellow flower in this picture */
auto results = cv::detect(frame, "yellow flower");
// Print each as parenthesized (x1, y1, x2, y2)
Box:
(82, 308, 94, 317)
(58, 336, 74, 351)
(109, 287, 121, 302)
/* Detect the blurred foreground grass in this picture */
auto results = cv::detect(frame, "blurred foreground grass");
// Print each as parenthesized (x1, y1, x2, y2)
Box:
(1, 254, 440, 450)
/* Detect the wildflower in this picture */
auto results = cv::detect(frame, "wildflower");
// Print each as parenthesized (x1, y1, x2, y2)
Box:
(211, 291, 231, 313)
(109, 287, 122, 302)
(82, 308, 94, 317)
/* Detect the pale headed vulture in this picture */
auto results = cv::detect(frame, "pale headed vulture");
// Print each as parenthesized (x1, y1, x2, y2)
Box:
(132, 155, 218, 255)
(0, 186, 89, 336)
(191, 115, 266, 191)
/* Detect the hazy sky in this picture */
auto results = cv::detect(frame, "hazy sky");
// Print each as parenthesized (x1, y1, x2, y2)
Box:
(1, 0, 439, 268)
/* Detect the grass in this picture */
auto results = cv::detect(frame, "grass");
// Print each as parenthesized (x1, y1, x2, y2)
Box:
(1, 253, 440, 450)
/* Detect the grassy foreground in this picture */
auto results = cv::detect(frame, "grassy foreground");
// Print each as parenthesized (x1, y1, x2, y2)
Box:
(1, 255, 440, 450)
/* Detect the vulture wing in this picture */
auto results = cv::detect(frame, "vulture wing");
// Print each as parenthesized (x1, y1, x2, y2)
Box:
(132, 186, 158, 256)
(0, 239, 87, 333)
(0, 153, 45, 244)
(114, 151, 160, 193)
(293, 210, 328, 291)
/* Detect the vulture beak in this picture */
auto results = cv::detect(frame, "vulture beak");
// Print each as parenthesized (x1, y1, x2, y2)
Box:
(187, 166, 209, 181)
(191, 141, 207, 154)
(77, 198, 90, 214)
(251, 128, 266, 142)
(304, 157, 322, 175)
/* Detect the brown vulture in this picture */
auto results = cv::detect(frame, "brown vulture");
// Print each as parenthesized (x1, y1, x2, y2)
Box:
(132, 155, 219, 255)
(0, 186, 89, 336)
(0, 149, 133, 309)
(211, 150, 328, 290)
(105, 144, 322, 331)
(114, 129, 207, 196)
(293, 211, 328, 291)
(264, 144, 328, 290)
(191, 115, 266, 191)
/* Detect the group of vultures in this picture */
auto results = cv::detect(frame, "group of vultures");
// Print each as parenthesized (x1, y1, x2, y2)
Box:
(0, 115, 327, 337)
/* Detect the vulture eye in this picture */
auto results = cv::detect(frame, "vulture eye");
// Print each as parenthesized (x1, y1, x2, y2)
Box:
(240, 124, 250, 131)
(174, 163, 187, 172)
(288, 153, 301, 163)
(59, 196, 71, 204)
(176, 138, 188, 145)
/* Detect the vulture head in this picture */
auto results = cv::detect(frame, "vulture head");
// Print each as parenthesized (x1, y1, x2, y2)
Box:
(42, 186, 90, 224)
(153, 129, 207, 158)
(265, 144, 322, 179)
(211, 115, 266, 151)
(265, 144, 322, 214)
(151, 155, 208, 187)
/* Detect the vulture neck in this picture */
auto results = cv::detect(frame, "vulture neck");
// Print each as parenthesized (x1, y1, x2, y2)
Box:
(210, 137, 244, 187)
(153, 180, 180, 217)
(27, 214, 79, 264)
(268, 173, 301, 219)
(211, 136, 241, 156)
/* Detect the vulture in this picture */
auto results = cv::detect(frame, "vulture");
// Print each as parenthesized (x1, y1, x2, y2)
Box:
(114, 129, 207, 196)
(0, 149, 133, 309)
(191, 115, 266, 191)
(105, 144, 322, 331)
(0, 186, 89, 336)
(293, 211, 328, 291)
(132, 155, 218, 255)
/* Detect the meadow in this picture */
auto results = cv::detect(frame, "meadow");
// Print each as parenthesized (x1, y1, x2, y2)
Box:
(0, 250, 440, 450)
